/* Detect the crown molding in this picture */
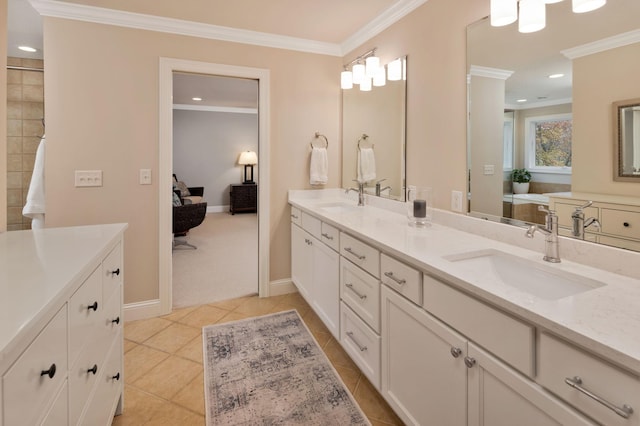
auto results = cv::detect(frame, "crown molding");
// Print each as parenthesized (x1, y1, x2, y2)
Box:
(341, 0, 429, 55)
(173, 104, 258, 114)
(562, 29, 640, 59)
(469, 65, 513, 80)
(29, 0, 343, 56)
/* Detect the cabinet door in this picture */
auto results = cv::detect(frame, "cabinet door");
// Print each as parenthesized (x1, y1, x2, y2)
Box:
(291, 224, 313, 301)
(381, 286, 467, 426)
(467, 343, 595, 426)
(311, 238, 340, 338)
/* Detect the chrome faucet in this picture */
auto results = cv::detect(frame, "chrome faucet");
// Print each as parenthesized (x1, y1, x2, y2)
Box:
(375, 179, 392, 196)
(571, 201, 601, 239)
(346, 180, 366, 206)
(525, 206, 561, 263)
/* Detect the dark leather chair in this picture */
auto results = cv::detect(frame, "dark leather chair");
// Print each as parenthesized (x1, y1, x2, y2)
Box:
(173, 201, 207, 249)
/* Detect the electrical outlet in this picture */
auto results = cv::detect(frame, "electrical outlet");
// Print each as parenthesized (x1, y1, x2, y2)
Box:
(451, 190, 463, 212)
(75, 170, 103, 187)
(139, 169, 152, 185)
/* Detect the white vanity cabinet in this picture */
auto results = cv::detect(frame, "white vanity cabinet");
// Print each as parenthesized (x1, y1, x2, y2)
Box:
(0, 224, 127, 426)
(291, 211, 340, 338)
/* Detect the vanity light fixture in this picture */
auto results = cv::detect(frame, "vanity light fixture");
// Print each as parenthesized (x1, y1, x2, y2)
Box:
(341, 48, 380, 90)
(490, 0, 605, 32)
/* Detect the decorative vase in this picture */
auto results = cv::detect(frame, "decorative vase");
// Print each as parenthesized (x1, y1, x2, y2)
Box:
(513, 182, 530, 194)
(406, 186, 432, 227)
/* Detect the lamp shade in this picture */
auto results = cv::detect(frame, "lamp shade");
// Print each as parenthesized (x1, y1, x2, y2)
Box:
(238, 151, 258, 165)
(519, 0, 546, 33)
(365, 56, 380, 77)
(373, 66, 386, 87)
(490, 0, 518, 26)
(352, 63, 366, 84)
(360, 76, 372, 91)
(387, 58, 403, 81)
(341, 70, 353, 89)
(572, 0, 606, 13)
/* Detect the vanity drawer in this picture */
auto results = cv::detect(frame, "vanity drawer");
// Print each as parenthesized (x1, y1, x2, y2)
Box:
(601, 208, 640, 240)
(599, 235, 640, 252)
(422, 274, 535, 377)
(3, 306, 68, 426)
(340, 257, 380, 332)
(69, 265, 102, 366)
(301, 211, 322, 240)
(381, 254, 422, 306)
(321, 222, 340, 252)
(340, 302, 381, 389)
(538, 332, 640, 426)
(340, 233, 380, 278)
(290, 206, 302, 226)
(102, 242, 122, 304)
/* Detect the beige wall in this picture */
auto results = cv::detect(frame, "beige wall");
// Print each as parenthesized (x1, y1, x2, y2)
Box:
(573, 42, 640, 195)
(1, 0, 7, 232)
(42, 0, 487, 305)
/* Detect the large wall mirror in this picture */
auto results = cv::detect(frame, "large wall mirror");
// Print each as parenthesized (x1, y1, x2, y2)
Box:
(467, 0, 640, 250)
(342, 57, 407, 201)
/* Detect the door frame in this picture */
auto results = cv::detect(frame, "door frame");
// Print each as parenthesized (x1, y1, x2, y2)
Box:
(158, 57, 270, 314)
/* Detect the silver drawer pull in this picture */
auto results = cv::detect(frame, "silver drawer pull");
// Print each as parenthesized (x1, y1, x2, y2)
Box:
(321, 232, 334, 240)
(565, 376, 634, 419)
(344, 247, 366, 260)
(346, 331, 367, 352)
(345, 283, 367, 300)
(384, 271, 406, 285)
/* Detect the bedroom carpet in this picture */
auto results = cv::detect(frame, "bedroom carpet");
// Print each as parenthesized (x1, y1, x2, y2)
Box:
(172, 212, 258, 308)
(203, 310, 370, 425)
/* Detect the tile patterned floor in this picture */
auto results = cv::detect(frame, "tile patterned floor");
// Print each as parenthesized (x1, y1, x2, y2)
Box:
(113, 293, 404, 425)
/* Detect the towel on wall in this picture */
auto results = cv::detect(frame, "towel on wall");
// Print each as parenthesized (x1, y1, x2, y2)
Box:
(357, 147, 376, 183)
(310, 146, 328, 185)
(23, 136, 46, 229)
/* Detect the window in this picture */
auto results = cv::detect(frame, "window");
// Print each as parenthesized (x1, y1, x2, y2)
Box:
(524, 113, 572, 174)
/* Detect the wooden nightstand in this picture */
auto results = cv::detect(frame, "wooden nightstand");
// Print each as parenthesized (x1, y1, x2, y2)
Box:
(230, 184, 257, 214)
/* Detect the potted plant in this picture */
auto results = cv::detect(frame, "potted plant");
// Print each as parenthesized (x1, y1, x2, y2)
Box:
(511, 168, 531, 194)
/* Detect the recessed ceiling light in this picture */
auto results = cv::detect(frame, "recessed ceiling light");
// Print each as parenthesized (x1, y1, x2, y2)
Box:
(548, 73, 564, 79)
(192, 97, 202, 101)
(516, 99, 527, 103)
(18, 46, 37, 53)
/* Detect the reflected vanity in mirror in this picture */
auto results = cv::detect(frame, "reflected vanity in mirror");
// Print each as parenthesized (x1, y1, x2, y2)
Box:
(614, 98, 640, 182)
(342, 56, 407, 201)
(467, 0, 640, 251)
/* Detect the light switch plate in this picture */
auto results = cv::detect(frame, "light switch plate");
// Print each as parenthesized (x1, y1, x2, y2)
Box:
(451, 190, 463, 212)
(75, 170, 102, 187)
(483, 164, 495, 175)
(139, 169, 152, 185)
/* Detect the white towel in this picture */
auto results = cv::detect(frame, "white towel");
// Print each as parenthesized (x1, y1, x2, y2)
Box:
(23, 137, 46, 229)
(310, 147, 328, 185)
(357, 147, 376, 183)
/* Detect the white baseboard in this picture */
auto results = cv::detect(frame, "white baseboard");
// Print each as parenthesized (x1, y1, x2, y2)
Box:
(269, 278, 297, 296)
(207, 205, 229, 214)
(124, 279, 297, 321)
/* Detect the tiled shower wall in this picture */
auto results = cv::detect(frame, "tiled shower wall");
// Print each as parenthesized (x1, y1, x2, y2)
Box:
(6, 57, 44, 231)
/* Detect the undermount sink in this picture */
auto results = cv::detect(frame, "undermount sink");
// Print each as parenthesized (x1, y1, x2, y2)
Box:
(318, 202, 361, 214)
(445, 249, 605, 300)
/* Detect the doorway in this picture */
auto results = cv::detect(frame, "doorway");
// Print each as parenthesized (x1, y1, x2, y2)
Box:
(158, 58, 270, 315)
(171, 72, 259, 307)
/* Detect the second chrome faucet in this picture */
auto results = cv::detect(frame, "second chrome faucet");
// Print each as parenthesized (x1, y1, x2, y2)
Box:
(525, 206, 561, 263)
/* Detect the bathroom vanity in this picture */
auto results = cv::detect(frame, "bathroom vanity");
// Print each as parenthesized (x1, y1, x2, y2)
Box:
(289, 189, 640, 426)
(0, 223, 127, 426)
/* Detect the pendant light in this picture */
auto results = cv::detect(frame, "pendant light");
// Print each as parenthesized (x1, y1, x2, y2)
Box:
(572, 0, 606, 13)
(490, 0, 518, 26)
(518, 0, 546, 33)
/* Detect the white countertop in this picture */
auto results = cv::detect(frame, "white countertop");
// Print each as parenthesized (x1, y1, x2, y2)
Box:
(289, 189, 640, 374)
(0, 223, 127, 369)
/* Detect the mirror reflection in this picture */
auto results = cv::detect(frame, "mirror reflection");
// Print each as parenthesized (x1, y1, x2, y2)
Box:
(342, 57, 407, 201)
(614, 98, 640, 181)
(467, 0, 640, 251)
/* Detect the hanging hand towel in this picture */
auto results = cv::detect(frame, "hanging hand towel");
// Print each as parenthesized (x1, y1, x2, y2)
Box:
(310, 146, 329, 185)
(23, 136, 46, 229)
(357, 147, 376, 183)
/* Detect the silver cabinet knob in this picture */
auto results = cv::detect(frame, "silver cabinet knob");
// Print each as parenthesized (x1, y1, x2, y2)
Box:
(464, 356, 476, 368)
(450, 347, 462, 358)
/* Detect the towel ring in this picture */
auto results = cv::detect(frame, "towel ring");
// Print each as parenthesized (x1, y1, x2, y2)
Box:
(310, 132, 329, 149)
(357, 134, 374, 150)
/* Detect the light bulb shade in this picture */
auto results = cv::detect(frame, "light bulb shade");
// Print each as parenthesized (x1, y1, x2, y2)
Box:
(359, 76, 372, 91)
(490, 0, 518, 26)
(341, 70, 353, 89)
(373, 66, 386, 87)
(519, 0, 546, 33)
(365, 56, 380, 77)
(238, 151, 258, 165)
(352, 63, 366, 84)
(387, 58, 403, 81)
(572, 0, 605, 13)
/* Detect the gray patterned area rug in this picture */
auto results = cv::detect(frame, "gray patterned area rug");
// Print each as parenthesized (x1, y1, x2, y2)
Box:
(202, 310, 371, 425)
